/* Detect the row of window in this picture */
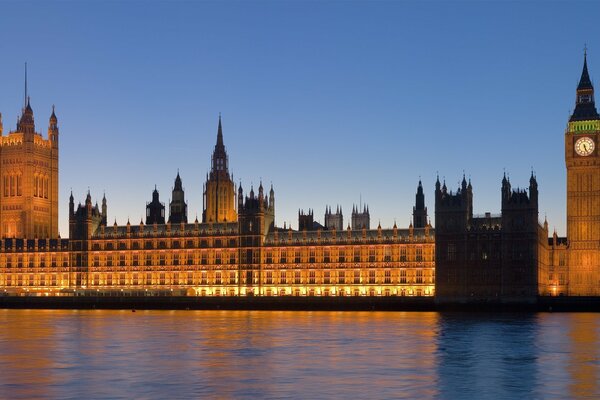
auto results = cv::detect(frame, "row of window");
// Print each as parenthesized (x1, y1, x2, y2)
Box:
(1, 255, 68, 268)
(0, 269, 434, 287)
(83, 269, 433, 286)
(92, 238, 238, 250)
(2, 174, 50, 198)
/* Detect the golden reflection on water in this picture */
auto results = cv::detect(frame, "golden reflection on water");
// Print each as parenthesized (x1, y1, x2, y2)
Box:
(568, 314, 600, 397)
(0, 310, 597, 399)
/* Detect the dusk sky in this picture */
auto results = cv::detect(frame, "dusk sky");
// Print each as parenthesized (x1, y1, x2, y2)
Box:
(0, 1, 597, 236)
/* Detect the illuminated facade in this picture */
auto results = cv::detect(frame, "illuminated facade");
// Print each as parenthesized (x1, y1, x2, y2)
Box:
(0, 116, 434, 297)
(0, 99, 59, 239)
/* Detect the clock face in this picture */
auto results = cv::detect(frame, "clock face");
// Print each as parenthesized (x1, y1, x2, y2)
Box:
(575, 137, 595, 156)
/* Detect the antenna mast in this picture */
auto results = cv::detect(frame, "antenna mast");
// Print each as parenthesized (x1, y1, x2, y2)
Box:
(24, 62, 28, 109)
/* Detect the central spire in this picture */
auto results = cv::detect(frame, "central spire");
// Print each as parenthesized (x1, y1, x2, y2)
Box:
(216, 113, 224, 149)
(211, 114, 228, 174)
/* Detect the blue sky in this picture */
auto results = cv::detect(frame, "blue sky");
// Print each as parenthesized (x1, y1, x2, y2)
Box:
(0, 1, 596, 236)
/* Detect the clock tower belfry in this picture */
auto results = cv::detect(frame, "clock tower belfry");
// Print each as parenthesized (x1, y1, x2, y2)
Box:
(565, 51, 600, 295)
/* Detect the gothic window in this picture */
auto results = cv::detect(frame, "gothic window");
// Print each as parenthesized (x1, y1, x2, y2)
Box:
(280, 270, 287, 284)
(338, 270, 345, 284)
(309, 270, 316, 284)
(353, 270, 361, 284)
(323, 249, 330, 263)
(384, 246, 391, 262)
(353, 248, 361, 262)
(324, 270, 330, 284)
(368, 270, 376, 284)
(384, 270, 391, 284)
(400, 247, 407, 262)
(10, 175, 15, 197)
(16, 174, 21, 196)
(369, 248, 376, 263)
(3, 175, 8, 197)
(400, 269, 407, 284)
(416, 270, 423, 284)
(416, 247, 423, 262)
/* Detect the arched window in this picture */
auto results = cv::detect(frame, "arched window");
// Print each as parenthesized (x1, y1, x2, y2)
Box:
(10, 175, 15, 197)
(16, 174, 22, 196)
(44, 177, 49, 199)
(3, 175, 8, 197)
(34, 175, 38, 197)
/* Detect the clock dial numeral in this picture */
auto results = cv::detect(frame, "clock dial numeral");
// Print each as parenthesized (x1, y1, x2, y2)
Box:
(575, 137, 595, 156)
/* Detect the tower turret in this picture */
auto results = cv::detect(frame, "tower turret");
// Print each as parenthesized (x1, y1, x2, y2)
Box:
(269, 184, 275, 210)
(19, 98, 35, 138)
(69, 191, 74, 217)
(48, 105, 58, 146)
(169, 171, 188, 223)
(146, 186, 165, 225)
(101, 193, 107, 225)
(413, 180, 428, 228)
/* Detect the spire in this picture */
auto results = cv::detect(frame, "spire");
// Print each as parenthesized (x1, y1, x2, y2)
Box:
(211, 114, 229, 173)
(217, 113, 224, 148)
(571, 49, 600, 121)
(174, 170, 182, 191)
(24, 62, 27, 110)
(578, 48, 593, 91)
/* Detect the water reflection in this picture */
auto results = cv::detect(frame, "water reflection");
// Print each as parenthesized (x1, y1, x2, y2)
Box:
(0, 310, 597, 398)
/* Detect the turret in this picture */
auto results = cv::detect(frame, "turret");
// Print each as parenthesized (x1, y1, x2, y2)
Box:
(101, 193, 107, 225)
(529, 171, 538, 207)
(413, 179, 427, 228)
(69, 191, 74, 217)
(269, 184, 275, 210)
(19, 98, 35, 138)
(299, 209, 314, 231)
(238, 183, 244, 212)
(502, 172, 511, 201)
(169, 171, 188, 223)
(146, 186, 165, 225)
(48, 105, 58, 146)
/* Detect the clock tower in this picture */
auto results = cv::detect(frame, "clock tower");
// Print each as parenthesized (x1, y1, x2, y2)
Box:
(565, 51, 600, 295)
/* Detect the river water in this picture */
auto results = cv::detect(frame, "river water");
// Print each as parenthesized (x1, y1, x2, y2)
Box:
(0, 310, 598, 399)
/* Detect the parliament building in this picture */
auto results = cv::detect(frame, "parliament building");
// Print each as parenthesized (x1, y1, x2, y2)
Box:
(0, 54, 599, 301)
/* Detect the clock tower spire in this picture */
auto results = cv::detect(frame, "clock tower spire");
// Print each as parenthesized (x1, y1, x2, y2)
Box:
(570, 49, 600, 122)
